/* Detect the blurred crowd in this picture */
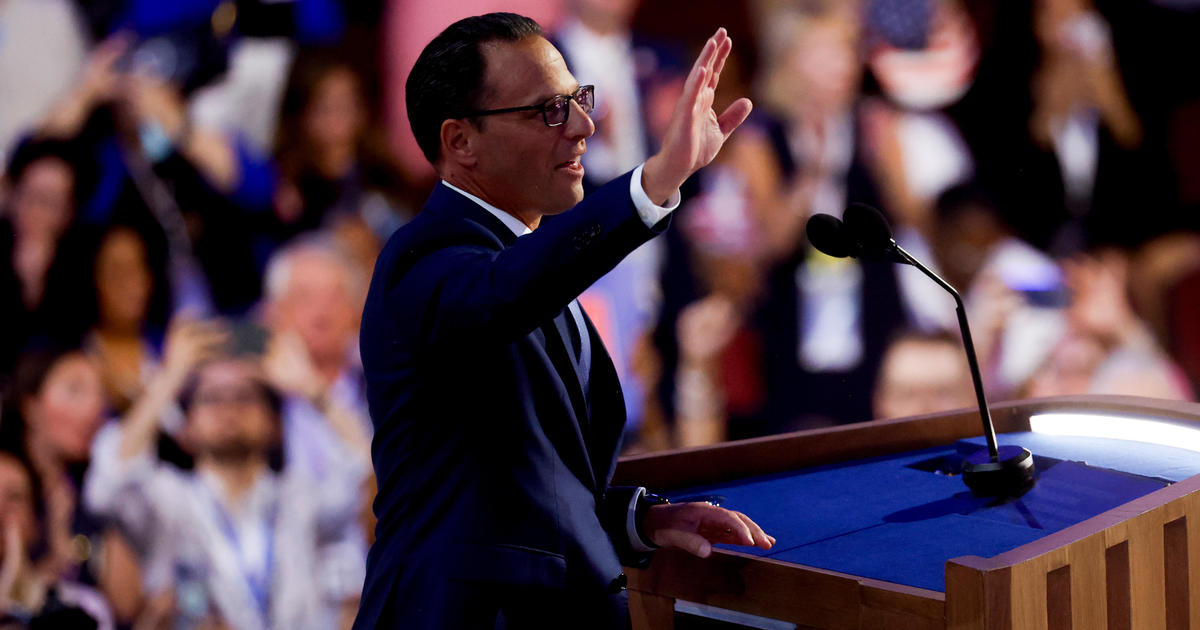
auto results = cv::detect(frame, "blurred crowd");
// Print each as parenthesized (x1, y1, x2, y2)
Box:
(1, 0, 1199, 628)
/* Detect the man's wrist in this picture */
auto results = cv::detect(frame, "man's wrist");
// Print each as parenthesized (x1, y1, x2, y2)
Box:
(640, 155, 681, 207)
(627, 487, 670, 552)
(630, 163, 681, 229)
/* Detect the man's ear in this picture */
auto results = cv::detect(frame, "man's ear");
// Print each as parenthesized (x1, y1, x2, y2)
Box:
(440, 118, 478, 168)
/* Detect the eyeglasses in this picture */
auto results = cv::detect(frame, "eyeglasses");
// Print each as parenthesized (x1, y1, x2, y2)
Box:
(465, 85, 595, 127)
(193, 386, 267, 409)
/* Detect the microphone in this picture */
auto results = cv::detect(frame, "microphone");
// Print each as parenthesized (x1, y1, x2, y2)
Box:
(805, 204, 1035, 497)
(805, 213, 859, 259)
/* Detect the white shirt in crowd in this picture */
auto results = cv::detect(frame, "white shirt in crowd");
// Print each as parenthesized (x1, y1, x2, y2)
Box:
(84, 423, 369, 630)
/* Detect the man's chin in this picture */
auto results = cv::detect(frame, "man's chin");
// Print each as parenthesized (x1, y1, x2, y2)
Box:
(544, 184, 586, 215)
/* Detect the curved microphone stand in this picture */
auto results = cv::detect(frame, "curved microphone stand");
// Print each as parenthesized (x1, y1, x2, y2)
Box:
(807, 206, 1035, 497)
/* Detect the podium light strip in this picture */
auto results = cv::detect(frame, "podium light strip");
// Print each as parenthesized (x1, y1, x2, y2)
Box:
(1030, 412, 1200, 453)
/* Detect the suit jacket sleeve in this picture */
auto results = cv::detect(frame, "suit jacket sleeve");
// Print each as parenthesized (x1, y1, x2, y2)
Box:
(599, 486, 656, 568)
(386, 170, 669, 354)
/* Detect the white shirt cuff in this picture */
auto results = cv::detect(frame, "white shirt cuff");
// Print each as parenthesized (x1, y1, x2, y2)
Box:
(626, 486, 657, 553)
(629, 163, 681, 228)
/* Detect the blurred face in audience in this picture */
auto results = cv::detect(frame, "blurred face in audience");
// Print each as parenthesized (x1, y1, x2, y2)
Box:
(0, 453, 37, 552)
(185, 360, 278, 461)
(873, 337, 975, 420)
(11, 157, 74, 242)
(931, 203, 1005, 290)
(304, 67, 365, 153)
(790, 16, 861, 115)
(1024, 332, 1106, 398)
(572, 0, 639, 31)
(270, 250, 361, 367)
(22, 353, 107, 463)
(94, 227, 152, 332)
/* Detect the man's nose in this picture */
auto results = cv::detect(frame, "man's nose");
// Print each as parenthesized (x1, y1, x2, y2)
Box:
(565, 99, 595, 140)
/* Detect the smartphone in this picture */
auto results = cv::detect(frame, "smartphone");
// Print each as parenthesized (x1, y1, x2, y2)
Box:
(228, 320, 270, 357)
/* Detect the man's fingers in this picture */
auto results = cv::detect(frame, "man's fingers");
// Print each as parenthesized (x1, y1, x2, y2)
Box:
(690, 67, 709, 112)
(684, 37, 717, 101)
(695, 505, 755, 546)
(656, 528, 713, 558)
(709, 36, 732, 91)
(733, 511, 775, 550)
(681, 57, 712, 117)
(717, 98, 754, 138)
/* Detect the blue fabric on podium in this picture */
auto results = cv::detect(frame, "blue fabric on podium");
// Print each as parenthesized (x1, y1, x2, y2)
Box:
(664, 433, 1179, 592)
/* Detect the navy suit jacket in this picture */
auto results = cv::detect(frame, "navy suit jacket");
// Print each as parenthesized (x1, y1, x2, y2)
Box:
(353, 171, 667, 629)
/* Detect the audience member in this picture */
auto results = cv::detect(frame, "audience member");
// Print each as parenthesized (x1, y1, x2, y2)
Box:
(85, 340, 369, 630)
(30, 34, 261, 314)
(0, 450, 114, 630)
(0, 141, 92, 377)
(1029, 0, 1148, 251)
(927, 184, 1067, 397)
(261, 238, 372, 477)
(673, 295, 743, 446)
(554, 0, 648, 185)
(81, 223, 172, 414)
(260, 237, 373, 627)
(1022, 252, 1193, 400)
(671, 176, 769, 442)
(860, 0, 980, 238)
(872, 330, 975, 420)
(5, 348, 143, 622)
(733, 1, 908, 432)
(272, 49, 415, 245)
(188, 0, 351, 156)
(747, 0, 865, 252)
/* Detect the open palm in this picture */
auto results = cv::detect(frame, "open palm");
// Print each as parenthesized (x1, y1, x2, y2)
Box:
(642, 28, 753, 204)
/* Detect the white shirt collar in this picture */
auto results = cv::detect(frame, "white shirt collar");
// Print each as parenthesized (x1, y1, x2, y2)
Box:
(440, 180, 532, 238)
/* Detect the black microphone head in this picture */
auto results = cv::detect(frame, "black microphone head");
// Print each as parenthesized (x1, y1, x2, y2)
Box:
(843, 203, 895, 257)
(806, 214, 857, 258)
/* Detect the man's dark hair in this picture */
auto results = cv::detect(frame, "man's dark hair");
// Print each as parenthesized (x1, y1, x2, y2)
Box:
(406, 12, 542, 164)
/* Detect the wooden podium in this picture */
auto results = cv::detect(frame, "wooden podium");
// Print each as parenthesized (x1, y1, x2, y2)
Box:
(613, 396, 1200, 630)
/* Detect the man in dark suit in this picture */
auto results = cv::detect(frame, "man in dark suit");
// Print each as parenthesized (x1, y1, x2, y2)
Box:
(355, 13, 773, 629)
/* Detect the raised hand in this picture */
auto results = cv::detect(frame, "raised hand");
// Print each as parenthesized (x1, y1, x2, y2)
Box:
(1063, 253, 1146, 350)
(119, 317, 227, 460)
(161, 318, 230, 387)
(677, 295, 740, 366)
(122, 73, 189, 143)
(38, 33, 130, 139)
(642, 28, 753, 204)
(262, 331, 326, 402)
(80, 33, 130, 105)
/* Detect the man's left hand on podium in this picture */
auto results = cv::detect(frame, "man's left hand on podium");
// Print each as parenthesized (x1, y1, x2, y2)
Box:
(644, 502, 775, 558)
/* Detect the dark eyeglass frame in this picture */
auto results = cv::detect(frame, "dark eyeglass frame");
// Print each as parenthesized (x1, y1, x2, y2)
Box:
(465, 85, 595, 128)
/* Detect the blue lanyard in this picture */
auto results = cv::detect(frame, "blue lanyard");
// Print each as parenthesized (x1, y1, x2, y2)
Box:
(201, 480, 278, 619)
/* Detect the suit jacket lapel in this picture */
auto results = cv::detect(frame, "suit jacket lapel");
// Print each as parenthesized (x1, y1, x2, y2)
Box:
(575, 306, 627, 485)
(553, 307, 591, 420)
